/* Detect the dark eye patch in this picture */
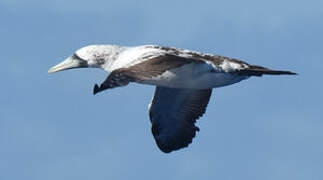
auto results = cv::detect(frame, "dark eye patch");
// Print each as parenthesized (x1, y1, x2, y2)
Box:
(72, 53, 85, 61)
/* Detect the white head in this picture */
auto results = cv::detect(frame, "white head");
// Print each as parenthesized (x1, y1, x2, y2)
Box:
(48, 45, 123, 73)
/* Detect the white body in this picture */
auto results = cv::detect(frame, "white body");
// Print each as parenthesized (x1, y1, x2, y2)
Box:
(143, 62, 249, 89)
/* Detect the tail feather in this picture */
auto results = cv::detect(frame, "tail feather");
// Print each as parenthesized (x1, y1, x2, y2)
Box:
(238, 65, 297, 76)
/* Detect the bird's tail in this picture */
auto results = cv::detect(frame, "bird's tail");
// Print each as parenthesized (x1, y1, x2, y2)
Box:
(238, 65, 297, 77)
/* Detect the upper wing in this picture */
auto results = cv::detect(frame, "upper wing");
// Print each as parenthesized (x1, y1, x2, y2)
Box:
(149, 86, 212, 153)
(93, 54, 203, 94)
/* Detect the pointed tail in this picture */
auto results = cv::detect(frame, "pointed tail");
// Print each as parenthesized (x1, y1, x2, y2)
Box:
(238, 65, 297, 77)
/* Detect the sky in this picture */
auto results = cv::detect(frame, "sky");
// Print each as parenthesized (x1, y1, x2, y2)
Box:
(1, 0, 322, 179)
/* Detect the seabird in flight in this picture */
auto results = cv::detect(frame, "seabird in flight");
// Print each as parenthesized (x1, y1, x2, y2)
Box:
(48, 45, 296, 153)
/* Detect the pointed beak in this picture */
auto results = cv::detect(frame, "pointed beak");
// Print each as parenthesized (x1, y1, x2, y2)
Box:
(48, 57, 86, 73)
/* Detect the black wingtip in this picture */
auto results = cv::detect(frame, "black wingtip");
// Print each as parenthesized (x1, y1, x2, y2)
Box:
(93, 84, 99, 95)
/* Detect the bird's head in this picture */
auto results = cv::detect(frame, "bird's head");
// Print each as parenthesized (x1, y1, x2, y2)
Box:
(48, 45, 121, 73)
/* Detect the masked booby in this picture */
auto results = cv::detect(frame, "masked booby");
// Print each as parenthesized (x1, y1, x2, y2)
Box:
(48, 45, 296, 153)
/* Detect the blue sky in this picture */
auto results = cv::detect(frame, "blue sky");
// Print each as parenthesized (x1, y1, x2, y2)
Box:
(1, 0, 322, 179)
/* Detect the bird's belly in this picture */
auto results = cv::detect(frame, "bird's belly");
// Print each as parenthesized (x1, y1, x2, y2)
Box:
(141, 63, 250, 89)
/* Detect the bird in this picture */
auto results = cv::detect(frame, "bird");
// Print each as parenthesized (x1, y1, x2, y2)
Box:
(48, 44, 296, 153)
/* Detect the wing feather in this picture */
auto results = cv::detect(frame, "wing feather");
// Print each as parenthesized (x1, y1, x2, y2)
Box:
(149, 87, 212, 153)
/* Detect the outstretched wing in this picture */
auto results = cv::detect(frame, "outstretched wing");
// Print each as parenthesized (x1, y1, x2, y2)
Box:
(149, 87, 212, 153)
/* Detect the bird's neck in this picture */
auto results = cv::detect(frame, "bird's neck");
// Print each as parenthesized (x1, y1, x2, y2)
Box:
(100, 46, 128, 72)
